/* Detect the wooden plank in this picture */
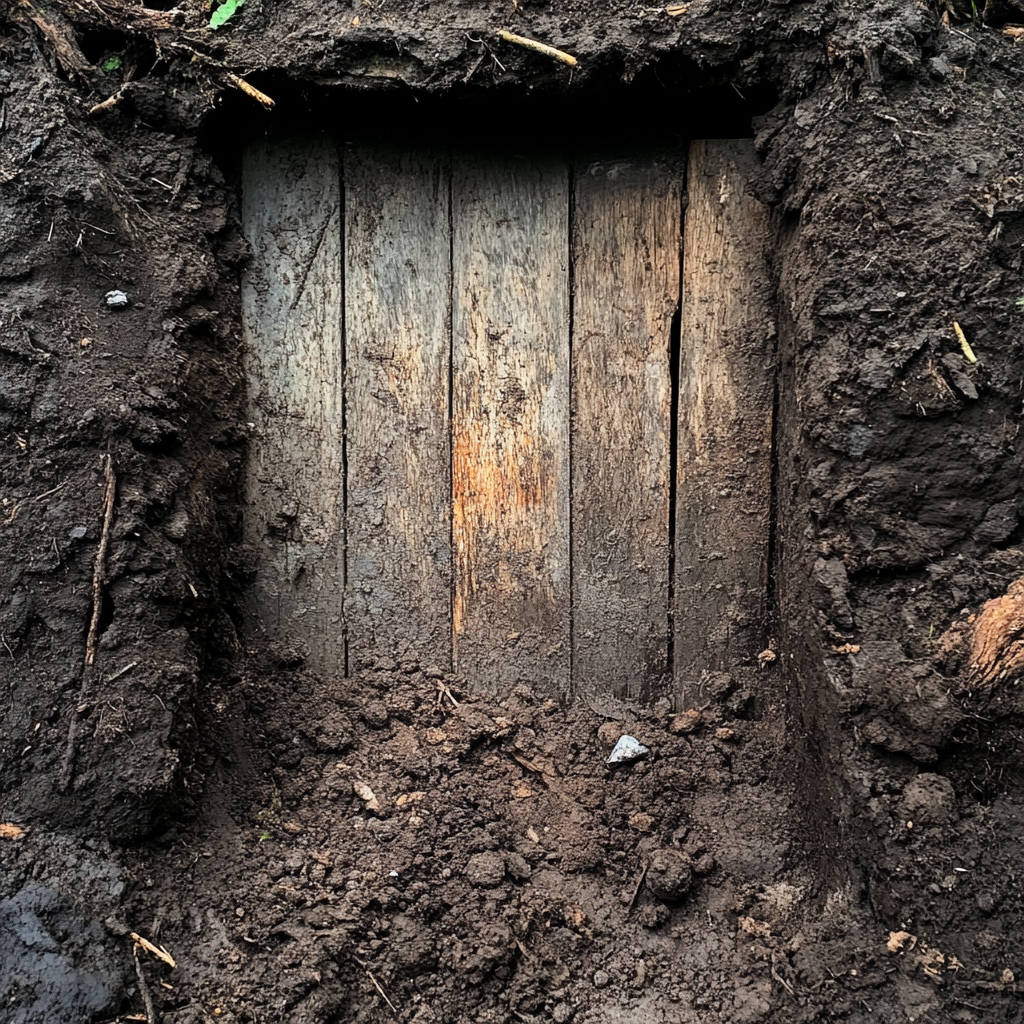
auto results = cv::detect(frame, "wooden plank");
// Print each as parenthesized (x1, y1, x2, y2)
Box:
(241, 137, 344, 671)
(571, 156, 681, 700)
(344, 145, 453, 672)
(675, 139, 774, 691)
(451, 153, 571, 694)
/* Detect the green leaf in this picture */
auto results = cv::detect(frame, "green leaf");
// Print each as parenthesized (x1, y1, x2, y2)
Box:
(209, 0, 245, 30)
(100, 55, 122, 72)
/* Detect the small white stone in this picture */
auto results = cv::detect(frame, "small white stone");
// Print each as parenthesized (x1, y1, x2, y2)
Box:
(105, 290, 129, 308)
(607, 735, 649, 764)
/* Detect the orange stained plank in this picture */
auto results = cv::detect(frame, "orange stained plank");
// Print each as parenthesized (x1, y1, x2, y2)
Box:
(451, 152, 571, 694)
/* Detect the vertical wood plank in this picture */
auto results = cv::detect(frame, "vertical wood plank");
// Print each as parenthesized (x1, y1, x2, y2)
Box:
(572, 157, 681, 700)
(241, 137, 344, 671)
(675, 139, 774, 691)
(344, 145, 453, 671)
(451, 154, 571, 694)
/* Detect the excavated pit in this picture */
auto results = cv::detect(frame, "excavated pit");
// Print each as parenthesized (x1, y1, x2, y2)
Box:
(3, 3, 1024, 1021)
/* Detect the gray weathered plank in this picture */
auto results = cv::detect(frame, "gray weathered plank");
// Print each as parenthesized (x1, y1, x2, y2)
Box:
(451, 153, 571, 694)
(344, 145, 453, 671)
(572, 156, 681, 700)
(241, 137, 344, 670)
(675, 139, 774, 691)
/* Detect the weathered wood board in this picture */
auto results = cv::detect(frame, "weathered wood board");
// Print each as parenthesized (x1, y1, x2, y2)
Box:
(675, 139, 774, 692)
(572, 157, 681, 700)
(451, 154, 571, 693)
(344, 145, 453, 672)
(239, 137, 773, 698)
(241, 137, 345, 670)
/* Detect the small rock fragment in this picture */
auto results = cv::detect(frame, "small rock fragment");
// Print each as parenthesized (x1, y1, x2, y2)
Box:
(360, 701, 389, 729)
(105, 290, 129, 308)
(607, 735, 649, 764)
(504, 851, 532, 881)
(1002, 968, 1015, 984)
(738, 916, 772, 939)
(466, 851, 505, 888)
(68, 525, 88, 540)
(353, 781, 381, 813)
(552, 1002, 573, 1023)
(628, 812, 655, 833)
(692, 853, 716, 876)
(887, 930, 916, 954)
(592, 970, 610, 989)
(715, 727, 736, 741)
(637, 903, 670, 928)
(645, 848, 693, 902)
(669, 709, 701, 734)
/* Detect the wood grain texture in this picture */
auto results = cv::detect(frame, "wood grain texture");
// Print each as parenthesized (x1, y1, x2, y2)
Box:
(344, 145, 453, 671)
(241, 137, 344, 670)
(572, 157, 681, 700)
(451, 154, 571, 694)
(675, 139, 774, 690)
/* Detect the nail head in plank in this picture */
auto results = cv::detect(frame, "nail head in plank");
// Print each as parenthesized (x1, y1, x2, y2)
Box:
(241, 137, 345, 670)
(675, 139, 774, 688)
(572, 155, 681, 701)
(451, 153, 571, 694)
(344, 144, 453, 671)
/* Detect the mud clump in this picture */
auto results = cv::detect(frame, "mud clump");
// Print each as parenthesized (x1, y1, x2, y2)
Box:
(645, 848, 694, 902)
(900, 773, 958, 828)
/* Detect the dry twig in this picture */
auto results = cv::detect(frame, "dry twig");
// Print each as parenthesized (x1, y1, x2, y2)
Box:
(496, 30, 577, 66)
(131, 931, 177, 968)
(367, 970, 397, 1014)
(953, 321, 978, 363)
(89, 87, 127, 116)
(85, 454, 117, 667)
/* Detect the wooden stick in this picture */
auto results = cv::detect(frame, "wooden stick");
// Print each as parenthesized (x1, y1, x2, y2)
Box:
(85, 455, 117, 667)
(224, 73, 275, 109)
(496, 30, 577, 66)
(133, 945, 160, 1024)
(627, 860, 648, 912)
(953, 321, 978, 363)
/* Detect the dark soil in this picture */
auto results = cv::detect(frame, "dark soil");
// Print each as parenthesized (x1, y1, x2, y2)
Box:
(4, 0, 1024, 1021)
